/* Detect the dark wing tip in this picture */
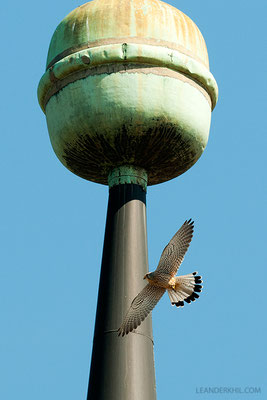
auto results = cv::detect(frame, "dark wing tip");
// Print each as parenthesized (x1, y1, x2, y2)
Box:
(174, 300, 184, 308)
(185, 218, 194, 226)
(118, 327, 127, 337)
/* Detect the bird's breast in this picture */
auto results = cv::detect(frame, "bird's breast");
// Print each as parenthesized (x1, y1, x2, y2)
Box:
(147, 273, 171, 289)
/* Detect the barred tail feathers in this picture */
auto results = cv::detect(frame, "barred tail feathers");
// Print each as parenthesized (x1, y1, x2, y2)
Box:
(167, 272, 203, 307)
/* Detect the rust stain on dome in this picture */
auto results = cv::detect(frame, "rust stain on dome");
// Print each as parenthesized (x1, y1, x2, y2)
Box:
(47, 0, 209, 69)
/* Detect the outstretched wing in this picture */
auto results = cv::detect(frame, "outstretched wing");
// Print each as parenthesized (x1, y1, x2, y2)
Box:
(155, 219, 194, 277)
(118, 284, 165, 336)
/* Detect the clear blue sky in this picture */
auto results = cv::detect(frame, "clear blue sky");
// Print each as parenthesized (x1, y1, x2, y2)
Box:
(1, 0, 266, 399)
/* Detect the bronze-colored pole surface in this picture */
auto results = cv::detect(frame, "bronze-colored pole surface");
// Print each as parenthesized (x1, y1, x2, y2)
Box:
(87, 183, 157, 400)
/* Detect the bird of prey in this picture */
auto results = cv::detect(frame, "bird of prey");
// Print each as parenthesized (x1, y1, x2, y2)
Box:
(118, 219, 202, 336)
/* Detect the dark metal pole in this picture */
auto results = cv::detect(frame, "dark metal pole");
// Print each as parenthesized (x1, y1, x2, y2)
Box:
(87, 168, 157, 400)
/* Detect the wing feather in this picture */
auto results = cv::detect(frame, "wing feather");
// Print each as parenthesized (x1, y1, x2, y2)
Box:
(155, 219, 194, 277)
(118, 284, 165, 336)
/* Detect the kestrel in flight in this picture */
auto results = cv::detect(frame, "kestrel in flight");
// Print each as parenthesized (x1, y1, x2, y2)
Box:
(118, 219, 202, 336)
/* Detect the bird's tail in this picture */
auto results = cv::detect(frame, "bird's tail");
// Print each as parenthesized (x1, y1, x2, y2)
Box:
(167, 272, 203, 307)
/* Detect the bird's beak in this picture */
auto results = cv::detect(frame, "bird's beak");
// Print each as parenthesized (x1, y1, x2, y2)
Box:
(143, 274, 147, 280)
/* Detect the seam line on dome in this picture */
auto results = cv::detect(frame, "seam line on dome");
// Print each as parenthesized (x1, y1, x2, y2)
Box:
(42, 63, 212, 110)
(46, 36, 209, 70)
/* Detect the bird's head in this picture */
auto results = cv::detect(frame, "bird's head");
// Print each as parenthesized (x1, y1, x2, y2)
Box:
(143, 273, 152, 280)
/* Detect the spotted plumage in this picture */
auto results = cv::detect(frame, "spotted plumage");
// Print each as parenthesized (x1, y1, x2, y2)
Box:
(118, 219, 203, 336)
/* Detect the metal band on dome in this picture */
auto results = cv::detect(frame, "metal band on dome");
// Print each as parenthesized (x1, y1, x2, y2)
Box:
(38, 42, 218, 113)
(46, 37, 209, 70)
(41, 64, 212, 110)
